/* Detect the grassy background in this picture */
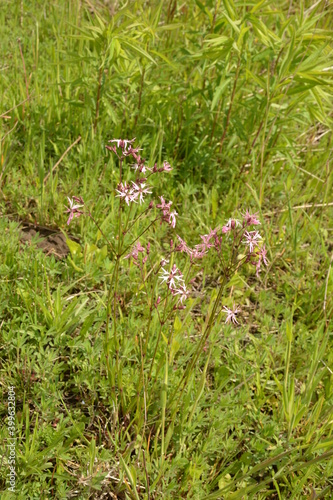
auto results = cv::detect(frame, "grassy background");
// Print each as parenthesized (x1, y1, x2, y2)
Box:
(0, 0, 333, 498)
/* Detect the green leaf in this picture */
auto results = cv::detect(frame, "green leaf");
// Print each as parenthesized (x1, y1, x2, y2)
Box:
(67, 256, 84, 273)
(174, 315, 182, 332)
(211, 79, 229, 111)
(121, 39, 156, 64)
(66, 238, 82, 257)
(119, 456, 140, 500)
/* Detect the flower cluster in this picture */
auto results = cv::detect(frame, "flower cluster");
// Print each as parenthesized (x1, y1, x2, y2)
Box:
(156, 196, 178, 228)
(222, 218, 241, 234)
(66, 138, 174, 227)
(124, 240, 150, 269)
(171, 210, 269, 324)
(177, 227, 220, 260)
(115, 180, 152, 205)
(105, 138, 136, 155)
(65, 136, 269, 330)
(106, 138, 174, 177)
(159, 264, 189, 306)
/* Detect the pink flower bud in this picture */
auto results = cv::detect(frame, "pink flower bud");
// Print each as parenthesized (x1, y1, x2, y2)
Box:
(105, 145, 117, 153)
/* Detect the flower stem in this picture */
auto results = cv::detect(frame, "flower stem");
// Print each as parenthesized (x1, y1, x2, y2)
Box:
(168, 271, 229, 411)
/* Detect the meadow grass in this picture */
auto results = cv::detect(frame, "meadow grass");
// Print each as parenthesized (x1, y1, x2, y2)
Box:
(0, 0, 333, 498)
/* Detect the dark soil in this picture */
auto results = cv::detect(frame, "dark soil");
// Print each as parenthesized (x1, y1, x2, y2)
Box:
(19, 223, 72, 259)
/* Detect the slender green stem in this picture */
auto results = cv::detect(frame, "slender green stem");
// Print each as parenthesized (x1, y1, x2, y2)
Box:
(120, 218, 159, 258)
(148, 291, 170, 382)
(168, 272, 229, 411)
(124, 205, 151, 235)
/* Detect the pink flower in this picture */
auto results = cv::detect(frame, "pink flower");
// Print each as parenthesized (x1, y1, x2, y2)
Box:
(227, 218, 241, 230)
(191, 245, 207, 259)
(131, 181, 152, 204)
(125, 145, 143, 157)
(124, 240, 151, 267)
(162, 161, 172, 172)
(108, 138, 136, 154)
(170, 284, 189, 304)
(223, 305, 240, 325)
(160, 264, 184, 289)
(65, 196, 84, 225)
(189, 227, 219, 259)
(255, 244, 268, 277)
(115, 182, 138, 205)
(156, 196, 178, 228)
(258, 244, 268, 265)
(169, 210, 178, 228)
(243, 230, 262, 253)
(124, 240, 145, 261)
(196, 229, 217, 251)
(241, 210, 261, 227)
(175, 235, 194, 257)
(156, 196, 173, 214)
(132, 163, 151, 174)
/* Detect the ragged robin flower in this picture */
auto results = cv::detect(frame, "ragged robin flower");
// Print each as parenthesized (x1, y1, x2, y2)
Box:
(65, 196, 84, 226)
(223, 305, 240, 325)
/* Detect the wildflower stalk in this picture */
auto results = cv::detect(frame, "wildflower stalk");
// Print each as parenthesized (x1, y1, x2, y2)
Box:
(65, 136, 268, 457)
(124, 205, 152, 235)
(168, 271, 229, 412)
(135, 275, 154, 419)
(153, 273, 229, 469)
(147, 298, 168, 382)
(120, 218, 159, 258)
(104, 264, 118, 404)
(112, 157, 126, 411)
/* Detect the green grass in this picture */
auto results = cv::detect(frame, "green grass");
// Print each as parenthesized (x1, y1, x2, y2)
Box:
(0, 0, 333, 498)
